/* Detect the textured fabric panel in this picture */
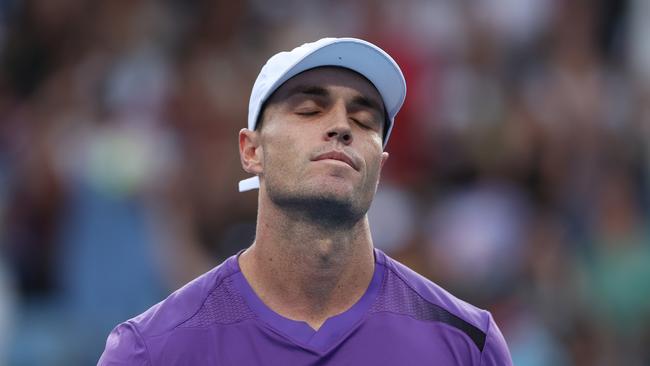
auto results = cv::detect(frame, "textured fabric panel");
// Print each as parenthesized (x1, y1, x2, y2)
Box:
(180, 276, 256, 327)
(369, 267, 486, 351)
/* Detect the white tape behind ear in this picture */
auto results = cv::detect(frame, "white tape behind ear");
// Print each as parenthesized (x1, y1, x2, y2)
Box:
(238, 176, 260, 192)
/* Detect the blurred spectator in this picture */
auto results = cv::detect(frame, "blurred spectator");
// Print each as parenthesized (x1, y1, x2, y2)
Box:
(422, 182, 530, 303)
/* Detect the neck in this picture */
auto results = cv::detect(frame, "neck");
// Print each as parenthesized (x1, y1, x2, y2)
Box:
(238, 192, 375, 330)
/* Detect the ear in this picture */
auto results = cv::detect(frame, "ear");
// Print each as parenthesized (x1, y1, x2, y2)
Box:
(379, 151, 389, 170)
(239, 128, 264, 176)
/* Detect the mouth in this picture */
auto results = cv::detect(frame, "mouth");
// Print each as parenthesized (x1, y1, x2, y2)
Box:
(313, 150, 359, 171)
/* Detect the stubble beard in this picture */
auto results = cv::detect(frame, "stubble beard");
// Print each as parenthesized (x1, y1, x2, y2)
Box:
(266, 179, 370, 230)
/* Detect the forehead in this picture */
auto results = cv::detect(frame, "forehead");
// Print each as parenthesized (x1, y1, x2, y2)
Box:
(267, 66, 384, 107)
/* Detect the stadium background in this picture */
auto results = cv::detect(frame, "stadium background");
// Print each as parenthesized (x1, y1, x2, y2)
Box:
(1, 0, 649, 364)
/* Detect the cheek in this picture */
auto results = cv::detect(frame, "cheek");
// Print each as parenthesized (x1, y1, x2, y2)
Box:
(366, 157, 383, 182)
(261, 132, 303, 175)
(362, 151, 385, 184)
(364, 138, 385, 170)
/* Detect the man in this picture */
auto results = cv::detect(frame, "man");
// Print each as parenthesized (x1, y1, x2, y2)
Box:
(99, 37, 513, 365)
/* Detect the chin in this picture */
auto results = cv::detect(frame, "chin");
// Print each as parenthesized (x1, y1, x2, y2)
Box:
(269, 183, 368, 227)
(301, 193, 362, 227)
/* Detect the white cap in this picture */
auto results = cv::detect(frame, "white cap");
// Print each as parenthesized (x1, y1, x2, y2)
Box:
(239, 37, 407, 192)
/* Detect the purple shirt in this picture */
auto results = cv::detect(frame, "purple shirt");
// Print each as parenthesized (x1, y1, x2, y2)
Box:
(99, 249, 512, 365)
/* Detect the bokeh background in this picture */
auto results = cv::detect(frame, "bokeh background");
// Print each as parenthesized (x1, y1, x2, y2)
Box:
(1, 0, 650, 364)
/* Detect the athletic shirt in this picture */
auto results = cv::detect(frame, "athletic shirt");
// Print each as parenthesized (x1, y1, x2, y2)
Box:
(98, 249, 513, 365)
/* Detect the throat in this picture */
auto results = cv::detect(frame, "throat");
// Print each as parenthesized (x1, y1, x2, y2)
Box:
(312, 238, 348, 269)
(276, 237, 358, 310)
(239, 236, 375, 331)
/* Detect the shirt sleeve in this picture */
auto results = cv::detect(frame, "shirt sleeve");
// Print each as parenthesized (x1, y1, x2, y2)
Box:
(480, 314, 513, 366)
(97, 322, 151, 366)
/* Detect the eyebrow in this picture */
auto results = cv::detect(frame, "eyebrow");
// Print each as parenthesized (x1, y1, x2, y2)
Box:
(284, 85, 330, 99)
(285, 84, 383, 113)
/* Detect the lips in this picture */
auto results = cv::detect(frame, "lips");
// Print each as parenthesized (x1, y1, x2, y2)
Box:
(313, 150, 359, 171)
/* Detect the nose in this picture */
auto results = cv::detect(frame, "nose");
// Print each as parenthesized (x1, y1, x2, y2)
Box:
(326, 128, 352, 144)
(324, 104, 353, 145)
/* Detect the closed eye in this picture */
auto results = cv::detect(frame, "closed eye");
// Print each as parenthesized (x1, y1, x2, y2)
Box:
(352, 116, 381, 132)
(296, 110, 320, 116)
(351, 118, 371, 129)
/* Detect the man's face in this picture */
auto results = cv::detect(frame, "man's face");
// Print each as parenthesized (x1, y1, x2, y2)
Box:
(247, 67, 389, 225)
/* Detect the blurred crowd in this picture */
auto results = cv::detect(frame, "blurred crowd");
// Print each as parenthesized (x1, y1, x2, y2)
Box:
(1, 0, 649, 364)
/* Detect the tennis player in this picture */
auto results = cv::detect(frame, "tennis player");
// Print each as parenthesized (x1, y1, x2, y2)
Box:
(99, 37, 513, 365)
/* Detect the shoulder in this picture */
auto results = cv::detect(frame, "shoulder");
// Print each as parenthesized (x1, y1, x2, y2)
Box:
(99, 255, 244, 364)
(373, 250, 512, 364)
(132, 255, 242, 336)
(374, 250, 490, 335)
